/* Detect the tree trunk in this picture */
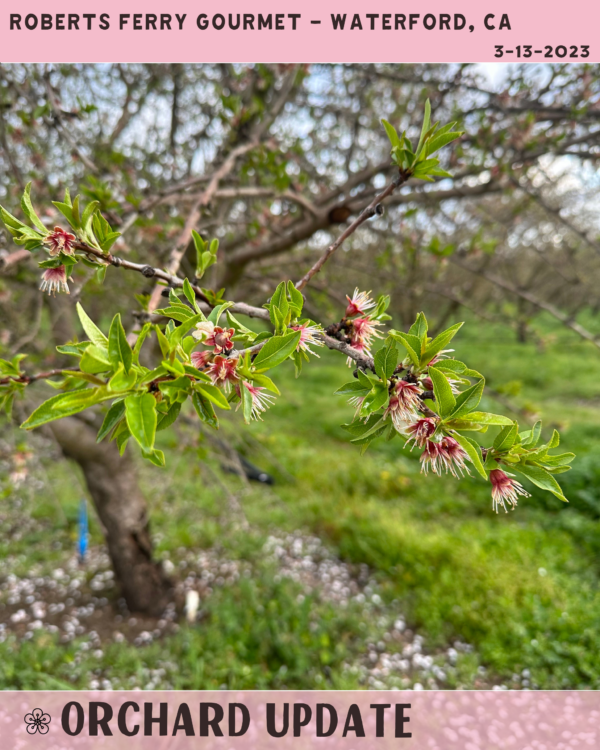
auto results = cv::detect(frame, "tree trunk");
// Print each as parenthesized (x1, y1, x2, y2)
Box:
(49, 417, 172, 615)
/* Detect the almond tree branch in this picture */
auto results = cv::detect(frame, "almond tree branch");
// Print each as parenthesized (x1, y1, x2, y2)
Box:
(295, 171, 409, 291)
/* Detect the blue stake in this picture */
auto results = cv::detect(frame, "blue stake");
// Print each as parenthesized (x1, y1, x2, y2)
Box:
(78, 498, 89, 564)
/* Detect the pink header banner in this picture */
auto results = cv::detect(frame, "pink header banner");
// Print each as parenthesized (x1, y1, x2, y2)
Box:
(3, 690, 600, 748)
(0, 1, 597, 63)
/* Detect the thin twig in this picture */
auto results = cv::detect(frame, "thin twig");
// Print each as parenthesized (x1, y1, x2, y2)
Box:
(295, 171, 409, 291)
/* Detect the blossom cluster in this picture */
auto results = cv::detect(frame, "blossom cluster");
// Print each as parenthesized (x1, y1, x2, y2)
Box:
(339, 290, 534, 514)
(344, 288, 383, 361)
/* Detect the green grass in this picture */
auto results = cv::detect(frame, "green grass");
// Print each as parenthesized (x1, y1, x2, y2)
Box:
(2, 311, 600, 689)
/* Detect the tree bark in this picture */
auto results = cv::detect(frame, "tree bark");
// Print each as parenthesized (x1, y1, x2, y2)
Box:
(49, 416, 172, 615)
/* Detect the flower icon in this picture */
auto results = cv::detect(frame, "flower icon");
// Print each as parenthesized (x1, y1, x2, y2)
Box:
(24, 708, 51, 734)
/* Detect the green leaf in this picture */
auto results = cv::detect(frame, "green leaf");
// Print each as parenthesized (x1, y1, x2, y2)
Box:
(81, 200, 100, 230)
(342, 413, 382, 437)
(76, 302, 108, 348)
(97, 400, 126, 442)
(192, 390, 218, 429)
(114, 422, 131, 455)
(168, 313, 206, 347)
(22, 388, 105, 430)
(207, 303, 234, 326)
(21, 183, 47, 233)
(374, 341, 398, 381)
(287, 281, 304, 315)
(52, 201, 74, 226)
(454, 434, 487, 480)
(515, 464, 568, 502)
(195, 383, 231, 410)
(142, 448, 166, 467)
(108, 365, 137, 392)
(429, 367, 456, 417)
(408, 312, 428, 343)
(548, 429, 560, 450)
(449, 378, 485, 419)
(421, 322, 463, 366)
(388, 331, 421, 367)
(124, 393, 157, 453)
(246, 372, 280, 395)
(460, 411, 513, 426)
(71, 195, 81, 229)
(426, 131, 463, 156)
(334, 381, 372, 396)
(157, 402, 182, 432)
(381, 119, 401, 148)
(363, 382, 389, 414)
(538, 452, 575, 468)
(521, 420, 542, 448)
(253, 330, 301, 371)
(182, 278, 201, 313)
(132, 323, 152, 365)
(108, 313, 133, 373)
(0, 205, 27, 231)
(416, 99, 432, 155)
(494, 422, 519, 452)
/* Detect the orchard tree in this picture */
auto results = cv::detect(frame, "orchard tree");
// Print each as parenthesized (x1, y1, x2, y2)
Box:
(0, 99, 574, 614)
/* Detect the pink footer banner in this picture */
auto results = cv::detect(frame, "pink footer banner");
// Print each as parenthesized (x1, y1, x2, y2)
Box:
(3, 691, 598, 748)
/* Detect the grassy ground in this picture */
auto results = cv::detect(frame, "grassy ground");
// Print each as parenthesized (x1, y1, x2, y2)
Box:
(1, 313, 600, 689)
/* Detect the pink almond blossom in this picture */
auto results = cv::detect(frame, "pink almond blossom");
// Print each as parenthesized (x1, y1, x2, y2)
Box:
(205, 326, 235, 354)
(420, 436, 471, 479)
(384, 380, 422, 431)
(238, 381, 275, 421)
(405, 417, 437, 449)
(345, 288, 376, 318)
(292, 322, 324, 357)
(44, 226, 76, 256)
(206, 355, 239, 390)
(191, 350, 212, 370)
(39, 265, 69, 296)
(490, 469, 530, 513)
(345, 316, 383, 365)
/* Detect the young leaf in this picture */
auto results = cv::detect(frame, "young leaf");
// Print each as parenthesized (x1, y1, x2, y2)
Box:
(408, 312, 428, 343)
(142, 448, 166, 467)
(449, 378, 485, 420)
(195, 383, 231, 410)
(494, 422, 519, 453)
(416, 99, 432, 156)
(388, 331, 421, 367)
(125, 393, 157, 453)
(108, 313, 133, 373)
(192, 390, 218, 429)
(97, 400, 126, 442)
(76, 302, 108, 348)
(157, 402, 182, 432)
(21, 183, 47, 233)
(335, 381, 372, 396)
(22, 388, 105, 430)
(429, 367, 456, 417)
(253, 330, 301, 371)
(454, 434, 487, 480)
(459, 411, 513, 426)
(515, 464, 568, 502)
(182, 278, 201, 313)
(381, 119, 401, 148)
(246, 372, 280, 395)
(374, 341, 398, 381)
(287, 281, 304, 315)
(420, 322, 463, 366)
